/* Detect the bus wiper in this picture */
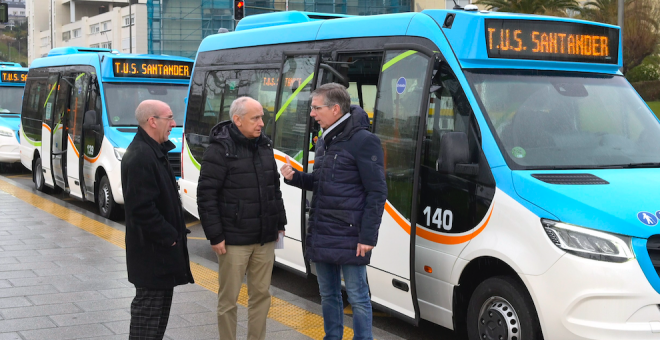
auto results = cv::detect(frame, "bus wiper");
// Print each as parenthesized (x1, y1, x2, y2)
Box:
(622, 162, 660, 168)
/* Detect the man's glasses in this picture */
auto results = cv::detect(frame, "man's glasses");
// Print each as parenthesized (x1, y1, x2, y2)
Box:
(152, 115, 174, 121)
(310, 105, 330, 111)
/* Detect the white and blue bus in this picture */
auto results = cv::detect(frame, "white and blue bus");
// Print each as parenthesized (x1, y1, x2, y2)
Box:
(179, 9, 660, 340)
(0, 63, 28, 172)
(21, 47, 192, 219)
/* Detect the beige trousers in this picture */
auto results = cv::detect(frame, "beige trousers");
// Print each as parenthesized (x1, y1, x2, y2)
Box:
(216, 241, 275, 340)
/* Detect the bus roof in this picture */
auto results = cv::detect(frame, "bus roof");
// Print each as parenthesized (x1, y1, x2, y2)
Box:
(199, 10, 622, 75)
(29, 47, 194, 84)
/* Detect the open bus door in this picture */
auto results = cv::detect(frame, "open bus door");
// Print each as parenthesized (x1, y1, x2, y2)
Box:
(272, 50, 321, 275)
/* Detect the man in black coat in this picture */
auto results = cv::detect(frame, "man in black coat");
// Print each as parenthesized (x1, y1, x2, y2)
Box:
(280, 83, 387, 340)
(197, 96, 286, 340)
(122, 99, 194, 340)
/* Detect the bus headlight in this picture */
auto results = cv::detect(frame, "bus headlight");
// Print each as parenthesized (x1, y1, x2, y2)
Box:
(0, 127, 14, 137)
(542, 219, 634, 263)
(114, 147, 126, 161)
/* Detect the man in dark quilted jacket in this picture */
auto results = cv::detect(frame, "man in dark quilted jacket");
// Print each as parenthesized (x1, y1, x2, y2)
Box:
(281, 83, 387, 340)
(197, 97, 286, 340)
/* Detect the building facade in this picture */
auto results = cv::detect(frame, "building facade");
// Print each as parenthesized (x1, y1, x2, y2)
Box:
(28, 0, 465, 63)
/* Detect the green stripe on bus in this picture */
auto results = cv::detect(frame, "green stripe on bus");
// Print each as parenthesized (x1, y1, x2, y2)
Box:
(75, 73, 86, 81)
(382, 50, 418, 72)
(20, 126, 41, 147)
(186, 139, 201, 171)
(43, 81, 58, 108)
(276, 72, 315, 122)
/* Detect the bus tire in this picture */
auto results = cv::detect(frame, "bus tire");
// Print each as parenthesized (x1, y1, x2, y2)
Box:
(33, 156, 47, 192)
(466, 276, 543, 340)
(97, 175, 121, 220)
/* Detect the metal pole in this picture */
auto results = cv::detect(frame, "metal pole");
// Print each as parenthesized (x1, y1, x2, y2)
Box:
(129, 0, 132, 53)
(618, 0, 624, 72)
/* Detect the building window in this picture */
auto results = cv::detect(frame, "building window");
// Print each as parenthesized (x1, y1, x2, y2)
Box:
(101, 42, 112, 49)
(101, 21, 111, 32)
(40, 37, 48, 47)
(123, 14, 135, 27)
(62, 31, 70, 41)
(90, 43, 100, 48)
(72, 28, 81, 38)
(90, 24, 99, 34)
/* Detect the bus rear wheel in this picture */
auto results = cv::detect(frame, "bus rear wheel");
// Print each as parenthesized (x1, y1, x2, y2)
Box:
(97, 175, 121, 220)
(466, 276, 543, 340)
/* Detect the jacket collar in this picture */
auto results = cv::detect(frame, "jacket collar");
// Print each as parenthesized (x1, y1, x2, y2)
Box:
(136, 126, 175, 159)
(323, 105, 370, 146)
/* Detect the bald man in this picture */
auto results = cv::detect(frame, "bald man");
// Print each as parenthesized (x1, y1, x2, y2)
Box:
(122, 100, 194, 340)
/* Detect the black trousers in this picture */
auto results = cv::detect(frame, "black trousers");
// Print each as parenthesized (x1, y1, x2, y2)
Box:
(129, 287, 174, 340)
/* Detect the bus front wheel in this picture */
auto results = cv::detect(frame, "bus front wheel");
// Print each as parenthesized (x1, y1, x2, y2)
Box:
(466, 276, 543, 340)
(33, 157, 47, 192)
(97, 175, 121, 220)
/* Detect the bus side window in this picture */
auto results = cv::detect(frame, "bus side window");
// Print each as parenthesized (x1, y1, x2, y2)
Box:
(418, 65, 495, 234)
(373, 50, 431, 220)
(21, 78, 47, 143)
(68, 72, 89, 153)
(274, 56, 316, 162)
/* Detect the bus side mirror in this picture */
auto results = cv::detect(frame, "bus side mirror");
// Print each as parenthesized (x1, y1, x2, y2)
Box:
(436, 132, 479, 176)
(83, 110, 101, 132)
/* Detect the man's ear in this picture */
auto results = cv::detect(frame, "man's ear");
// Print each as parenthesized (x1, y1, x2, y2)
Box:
(232, 115, 241, 127)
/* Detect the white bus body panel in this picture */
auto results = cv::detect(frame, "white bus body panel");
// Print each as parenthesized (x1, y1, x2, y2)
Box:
(97, 137, 124, 205)
(19, 125, 38, 171)
(40, 124, 54, 188)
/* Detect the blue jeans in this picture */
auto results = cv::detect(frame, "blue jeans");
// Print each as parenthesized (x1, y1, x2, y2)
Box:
(315, 262, 373, 340)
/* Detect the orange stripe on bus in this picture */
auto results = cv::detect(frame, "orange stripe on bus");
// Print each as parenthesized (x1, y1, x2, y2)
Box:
(273, 154, 303, 172)
(385, 202, 494, 245)
(68, 135, 80, 158)
(83, 147, 102, 163)
(42, 123, 51, 133)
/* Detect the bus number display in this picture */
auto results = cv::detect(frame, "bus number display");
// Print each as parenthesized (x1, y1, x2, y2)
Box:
(485, 19, 619, 64)
(113, 59, 193, 79)
(1, 71, 27, 83)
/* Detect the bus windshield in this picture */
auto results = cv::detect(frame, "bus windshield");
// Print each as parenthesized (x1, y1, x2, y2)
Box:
(103, 83, 188, 126)
(0, 86, 25, 114)
(466, 70, 660, 169)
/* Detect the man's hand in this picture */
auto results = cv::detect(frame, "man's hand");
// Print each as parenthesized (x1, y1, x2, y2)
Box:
(172, 242, 176, 246)
(356, 243, 374, 257)
(212, 241, 227, 255)
(280, 156, 295, 181)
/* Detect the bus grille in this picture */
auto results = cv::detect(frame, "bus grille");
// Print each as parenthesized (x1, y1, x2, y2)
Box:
(646, 235, 660, 276)
(168, 152, 181, 178)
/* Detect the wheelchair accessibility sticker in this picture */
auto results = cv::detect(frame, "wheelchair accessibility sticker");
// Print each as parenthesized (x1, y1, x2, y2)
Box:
(638, 211, 657, 226)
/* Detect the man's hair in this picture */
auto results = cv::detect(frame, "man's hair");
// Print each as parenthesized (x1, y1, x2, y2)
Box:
(311, 83, 351, 115)
(135, 100, 169, 126)
(229, 96, 256, 121)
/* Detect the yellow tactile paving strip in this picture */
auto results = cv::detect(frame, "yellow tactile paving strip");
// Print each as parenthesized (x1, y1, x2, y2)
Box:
(0, 178, 355, 340)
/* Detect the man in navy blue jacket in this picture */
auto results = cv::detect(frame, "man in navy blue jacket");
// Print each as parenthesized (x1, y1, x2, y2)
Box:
(281, 83, 387, 340)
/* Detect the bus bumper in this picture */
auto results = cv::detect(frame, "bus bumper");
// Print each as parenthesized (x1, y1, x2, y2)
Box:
(0, 136, 21, 163)
(526, 254, 660, 339)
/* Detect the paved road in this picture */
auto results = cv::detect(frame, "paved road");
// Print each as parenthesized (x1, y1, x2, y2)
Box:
(0, 164, 460, 340)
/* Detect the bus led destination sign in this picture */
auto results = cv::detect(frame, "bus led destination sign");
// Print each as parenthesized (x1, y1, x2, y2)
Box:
(113, 59, 193, 79)
(1, 71, 27, 83)
(485, 19, 619, 64)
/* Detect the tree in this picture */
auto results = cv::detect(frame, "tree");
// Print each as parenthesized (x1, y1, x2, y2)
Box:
(579, 0, 660, 74)
(474, 0, 580, 15)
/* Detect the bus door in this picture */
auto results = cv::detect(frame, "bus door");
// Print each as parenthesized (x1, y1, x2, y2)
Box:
(367, 46, 436, 323)
(81, 76, 103, 201)
(63, 71, 91, 199)
(273, 51, 320, 275)
(51, 72, 72, 189)
(41, 73, 60, 187)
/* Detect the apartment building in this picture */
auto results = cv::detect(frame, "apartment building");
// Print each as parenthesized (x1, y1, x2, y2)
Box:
(26, 0, 147, 64)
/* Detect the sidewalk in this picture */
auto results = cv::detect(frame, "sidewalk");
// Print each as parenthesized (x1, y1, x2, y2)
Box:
(0, 176, 405, 340)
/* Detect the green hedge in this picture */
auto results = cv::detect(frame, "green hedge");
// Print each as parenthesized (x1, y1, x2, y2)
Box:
(632, 80, 660, 101)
